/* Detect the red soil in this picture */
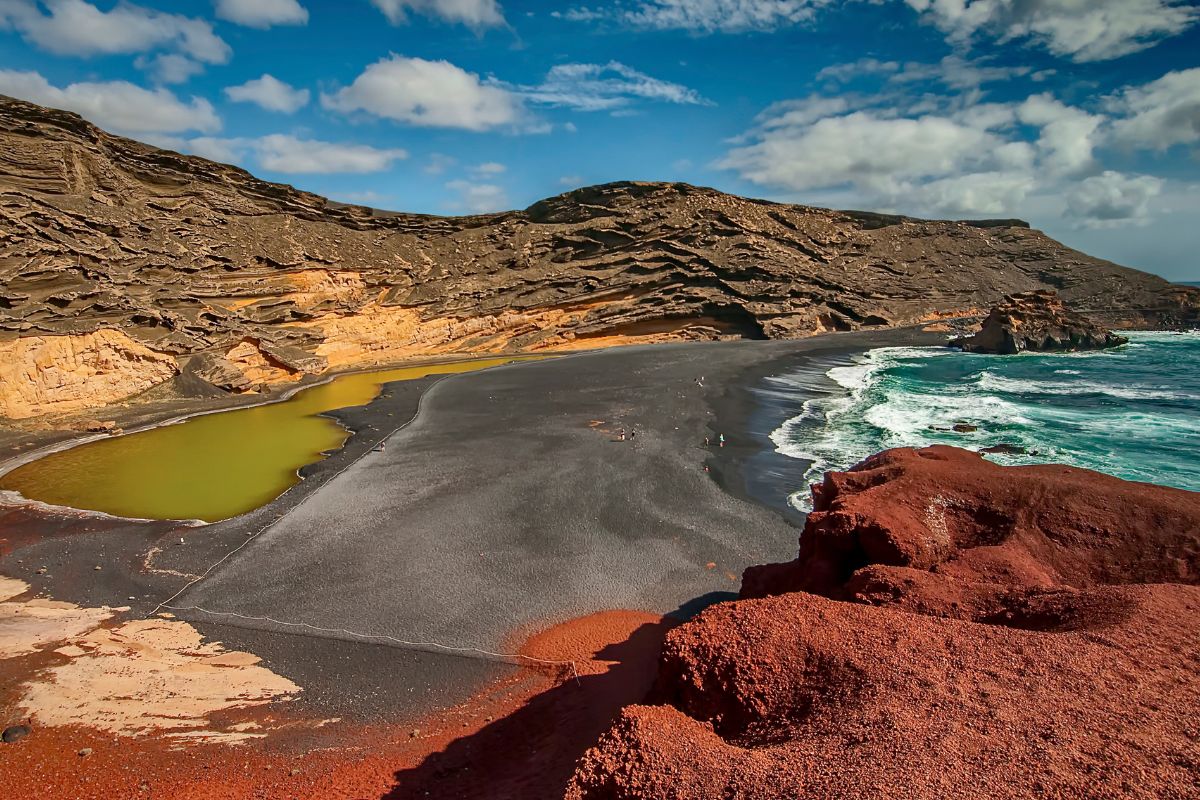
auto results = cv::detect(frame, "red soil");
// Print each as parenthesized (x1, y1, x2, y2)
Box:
(568, 446, 1200, 799)
(0, 610, 671, 799)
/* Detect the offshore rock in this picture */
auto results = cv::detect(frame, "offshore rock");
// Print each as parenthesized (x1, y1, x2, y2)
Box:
(951, 290, 1129, 354)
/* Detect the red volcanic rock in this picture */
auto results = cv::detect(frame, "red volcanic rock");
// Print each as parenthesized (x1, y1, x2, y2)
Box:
(568, 448, 1200, 799)
(742, 445, 1200, 603)
(569, 586, 1200, 800)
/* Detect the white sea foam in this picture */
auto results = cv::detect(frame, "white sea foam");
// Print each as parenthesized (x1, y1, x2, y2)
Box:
(766, 333, 1200, 512)
(976, 371, 1199, 401)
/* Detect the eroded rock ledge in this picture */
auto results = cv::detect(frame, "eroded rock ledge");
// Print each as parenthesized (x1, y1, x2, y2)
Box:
(568, 447, 1200, 799)
(952, 289, 1129, 354)
(2, 96, 1197, 418)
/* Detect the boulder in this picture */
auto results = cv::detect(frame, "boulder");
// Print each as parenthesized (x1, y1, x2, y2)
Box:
(951, 290, 1128, 354)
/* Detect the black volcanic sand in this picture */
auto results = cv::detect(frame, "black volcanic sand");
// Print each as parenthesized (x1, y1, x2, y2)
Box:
(0, 330, 944, 723)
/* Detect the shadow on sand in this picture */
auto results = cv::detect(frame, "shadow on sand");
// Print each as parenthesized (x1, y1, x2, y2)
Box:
(383, 618, 675, 800)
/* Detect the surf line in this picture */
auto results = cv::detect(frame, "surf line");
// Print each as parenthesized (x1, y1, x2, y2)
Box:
(145, 370, 582, 683)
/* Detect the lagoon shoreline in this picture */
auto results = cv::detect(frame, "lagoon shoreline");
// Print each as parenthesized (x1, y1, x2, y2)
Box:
(0, 329, 944, 796)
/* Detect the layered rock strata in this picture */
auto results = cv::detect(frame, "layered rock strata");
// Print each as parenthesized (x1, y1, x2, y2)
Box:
(952, 290, 1129, 354)
(568, 447, 1200, 799)
(1, 96, 1196, 418)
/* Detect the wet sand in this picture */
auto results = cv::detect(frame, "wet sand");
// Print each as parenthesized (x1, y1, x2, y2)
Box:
(0, 330, 944, 796)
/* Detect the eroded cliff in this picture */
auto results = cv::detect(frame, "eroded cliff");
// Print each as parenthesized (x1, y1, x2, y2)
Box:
(1, 96, 1195, 418)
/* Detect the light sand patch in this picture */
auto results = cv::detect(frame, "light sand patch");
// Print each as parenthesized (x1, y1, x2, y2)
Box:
(0, 575, 28, 602)
(20, 617, 300, 738)
(0, 577, 117, 658)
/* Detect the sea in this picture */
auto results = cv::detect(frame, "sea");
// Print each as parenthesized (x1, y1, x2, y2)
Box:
(767, 330, 1200, 512)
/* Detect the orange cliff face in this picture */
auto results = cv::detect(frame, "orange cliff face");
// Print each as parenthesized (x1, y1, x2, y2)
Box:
(2, 95, 1197, 419)
(0, 330, 178, 419)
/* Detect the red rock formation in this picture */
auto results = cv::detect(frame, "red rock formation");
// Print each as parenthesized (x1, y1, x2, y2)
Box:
(568, 447, 1200, 799)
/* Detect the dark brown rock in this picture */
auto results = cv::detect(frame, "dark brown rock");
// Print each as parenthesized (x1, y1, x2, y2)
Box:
(952, 290, 1130, 354)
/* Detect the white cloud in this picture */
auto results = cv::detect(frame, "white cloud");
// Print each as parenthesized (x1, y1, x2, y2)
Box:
(214, 0, 308, 28)
(321, 54, 526, 131)
(516, 61, 711, 111)
(254, 134, 407, 174)
(622, 0, 832, 32)
(816, 58, 899, 83)
(471, 161, 506, 176)
(0, 69, 220, 135)
(370, 0, 505, 29)
(446, 180, 509, 212)
(818, 55, 1032, 91)
(1017, 93, 1103, 175)
(719, 67, 1195, 230)
(1108, 68, 1200, 150)
(146, 134, 407, 174)
(559, 174, 583, 186)
(721, 107, 1013, 208)
(1066, 171, 1163, 227)
(225, 74, 310, 114)
(904, 0, 1200, 62)
(330, 189, 393, 206)
(139, 53, 205, 85)
(423, 153, 457, 174)
(911, 170, 1037, 216)
(0, 0, 230, 64)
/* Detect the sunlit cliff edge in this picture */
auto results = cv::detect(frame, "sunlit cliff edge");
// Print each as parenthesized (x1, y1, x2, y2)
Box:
(1, 96, 1195, 419)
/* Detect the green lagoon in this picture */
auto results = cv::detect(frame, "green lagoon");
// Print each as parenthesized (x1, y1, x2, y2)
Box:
(0, 357, 529, 522)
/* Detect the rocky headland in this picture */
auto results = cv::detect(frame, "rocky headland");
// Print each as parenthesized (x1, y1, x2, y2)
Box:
(1, 96, 1196, 420)
(568, 447, 1200, 799)
(953, 289, 1130, 354)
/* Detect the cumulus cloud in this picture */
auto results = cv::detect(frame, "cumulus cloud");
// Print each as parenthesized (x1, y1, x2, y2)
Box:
(720, 64, 1196, 229)
(470, 161, 506, 176)
(225, 74, 310, 114)
(515, 61, 711, 112)
(904, 0, 1200, 62)
(254, 134, 406, 173)
(1107, 68, 1200, 151)
(1017, 93, 1103, 175)
(139, 53, 206, 85)
(370, 0, 505, 29)
(0, 0, 230, 64)
(0, 69, 220, 134)
(720, 104, 1022, 211)
(214, 0, 308, 28)
(169, 134, 407, 174)
(1066, 171, 1163, 227)
(321, 54, 526, 131)
(446, 179, 509, 212)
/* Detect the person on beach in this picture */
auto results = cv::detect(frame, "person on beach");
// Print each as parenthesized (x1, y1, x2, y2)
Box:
(718, 433, 725, 447)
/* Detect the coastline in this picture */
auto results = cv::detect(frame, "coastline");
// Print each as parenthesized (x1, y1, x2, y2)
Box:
(0, 330, 938, 797)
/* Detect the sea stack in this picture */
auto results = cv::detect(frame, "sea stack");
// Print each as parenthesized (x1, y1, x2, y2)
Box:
(952, 290, 1128, 354)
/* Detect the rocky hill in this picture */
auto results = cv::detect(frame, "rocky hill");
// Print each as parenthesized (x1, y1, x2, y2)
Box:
(0, 96, 1195, 418)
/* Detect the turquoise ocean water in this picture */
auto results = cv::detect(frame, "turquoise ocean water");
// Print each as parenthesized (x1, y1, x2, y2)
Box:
(769, 331, 1200, 511)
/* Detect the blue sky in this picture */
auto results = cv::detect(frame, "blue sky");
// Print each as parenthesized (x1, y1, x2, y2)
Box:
(0, 0, 1198, 280)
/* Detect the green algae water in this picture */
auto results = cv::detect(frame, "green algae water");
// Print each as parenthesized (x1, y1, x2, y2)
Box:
(0, 357, 531, 522)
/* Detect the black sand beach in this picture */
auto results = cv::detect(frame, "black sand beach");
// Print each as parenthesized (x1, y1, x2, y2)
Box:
(1, 329, 943, 722)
